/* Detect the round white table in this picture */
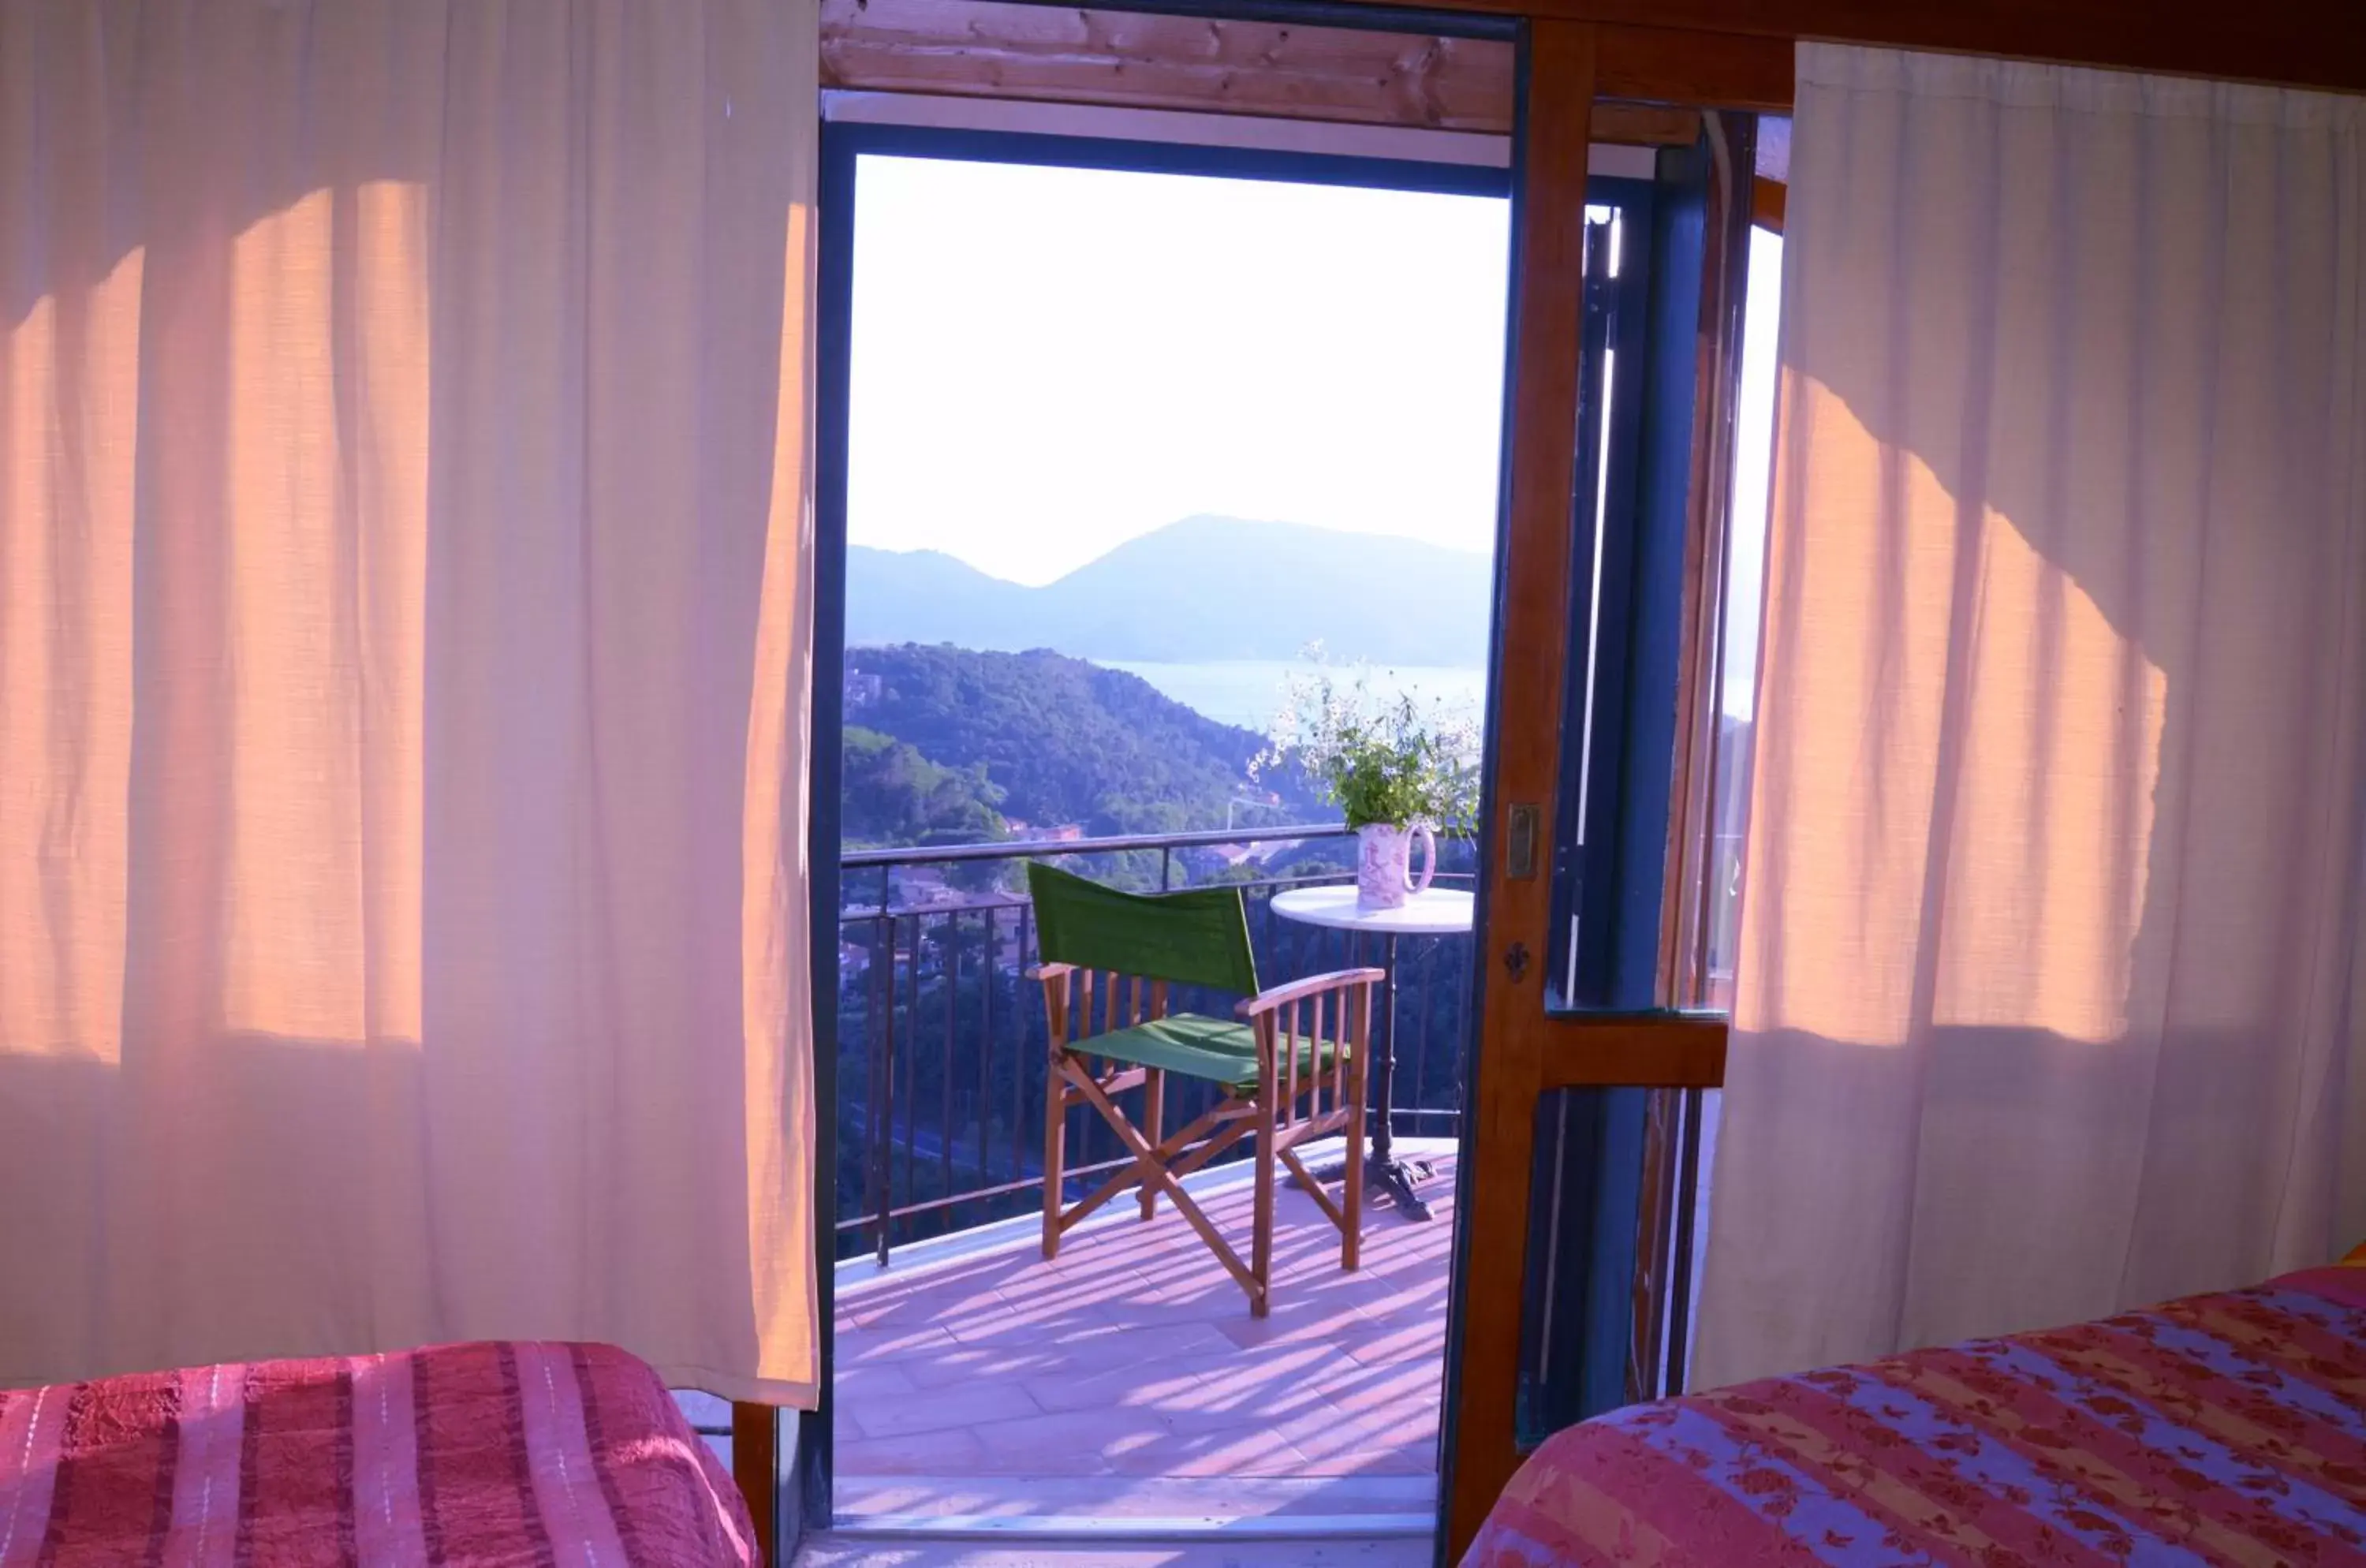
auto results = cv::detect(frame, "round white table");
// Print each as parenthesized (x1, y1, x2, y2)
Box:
(1268, 884, 1475, 1221)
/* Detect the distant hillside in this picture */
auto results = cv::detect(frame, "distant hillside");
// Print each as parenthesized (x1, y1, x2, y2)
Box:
(840, 726, 1006, 846)
(843, 644, 1318, 840)
(849, 515, 1491, 666)
(845, 550, 1037, 651)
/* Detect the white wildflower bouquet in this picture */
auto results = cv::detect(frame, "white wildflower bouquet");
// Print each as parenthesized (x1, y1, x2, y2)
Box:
(1252, 656, 1480, 833)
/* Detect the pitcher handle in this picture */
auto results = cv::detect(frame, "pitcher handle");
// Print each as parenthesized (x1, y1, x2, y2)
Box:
(1408, 821, 1437, 894)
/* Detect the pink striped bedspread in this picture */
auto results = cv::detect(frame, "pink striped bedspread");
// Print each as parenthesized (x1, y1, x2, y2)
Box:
(1468, 1264, 2366, 1566)
(0, 1342, 756, 1567)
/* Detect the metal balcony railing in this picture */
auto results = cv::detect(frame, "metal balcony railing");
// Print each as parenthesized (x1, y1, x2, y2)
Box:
(833, 825, 1476, 1264)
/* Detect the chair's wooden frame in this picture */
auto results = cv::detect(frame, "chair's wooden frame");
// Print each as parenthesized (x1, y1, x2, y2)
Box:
(1030, 961, 1386, 1316)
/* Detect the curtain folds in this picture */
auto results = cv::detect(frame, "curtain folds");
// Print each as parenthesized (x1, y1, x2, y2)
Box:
(1695, 44, 2366, 1389)
(0, 0, 821, 1405)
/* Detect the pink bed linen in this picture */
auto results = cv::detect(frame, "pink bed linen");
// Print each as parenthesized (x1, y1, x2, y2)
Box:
(0, 1341, 756, 1567)
(1468, 1266, 2366, 1566)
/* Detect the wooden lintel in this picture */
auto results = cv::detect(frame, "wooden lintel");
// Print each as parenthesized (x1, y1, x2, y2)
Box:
(821, 0, 1722, 145)
(1595, 102, 1705, 146)
(1536, 1014, 1729, 1091)
(822, 0, 1517, 133)
(824, 0, 2366, 118)
(1358, 0, 2366, 99)
(1596, 24, 1794, 113)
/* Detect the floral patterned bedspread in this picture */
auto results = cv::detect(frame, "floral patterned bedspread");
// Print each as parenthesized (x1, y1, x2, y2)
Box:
(1467, 1262, 2366, 1566)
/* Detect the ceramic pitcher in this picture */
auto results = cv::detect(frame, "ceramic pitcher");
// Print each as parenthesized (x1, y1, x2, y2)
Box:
(1355, 820, 1436, 909)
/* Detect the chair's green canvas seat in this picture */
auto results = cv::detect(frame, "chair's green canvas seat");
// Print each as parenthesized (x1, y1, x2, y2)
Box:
(1027, 861, 1348, 1094)
(1081, 1012, 1348, 1095)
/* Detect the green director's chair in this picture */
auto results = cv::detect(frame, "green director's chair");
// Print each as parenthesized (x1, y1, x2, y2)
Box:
(1025, 861, 1384, 1317)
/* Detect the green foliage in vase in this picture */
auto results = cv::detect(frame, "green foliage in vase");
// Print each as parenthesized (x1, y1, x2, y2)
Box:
(1253, 654, 1480, 833)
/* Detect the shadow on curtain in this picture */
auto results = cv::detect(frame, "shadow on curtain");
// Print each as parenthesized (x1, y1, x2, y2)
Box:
(1696, 47, 2366, 1387)
(0, 0, 822, 1406)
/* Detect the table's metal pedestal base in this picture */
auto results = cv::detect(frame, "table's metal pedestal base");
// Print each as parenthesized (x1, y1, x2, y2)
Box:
(1296, 1151, 1437, 1222)
(1265, 884, 1475, 1232)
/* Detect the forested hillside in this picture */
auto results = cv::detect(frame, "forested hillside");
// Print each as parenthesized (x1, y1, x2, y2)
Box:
(842, 643, 1319, 846)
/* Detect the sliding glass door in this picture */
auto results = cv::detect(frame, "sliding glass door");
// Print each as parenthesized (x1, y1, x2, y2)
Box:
(1439, 22, 1754, 1559)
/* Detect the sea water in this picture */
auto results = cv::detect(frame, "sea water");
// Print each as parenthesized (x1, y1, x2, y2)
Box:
(1097, 659, 1489, 731)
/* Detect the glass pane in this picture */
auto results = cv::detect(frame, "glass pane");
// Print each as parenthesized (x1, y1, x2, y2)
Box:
(1704, 222, 1784, 1010)
(1517, 1085, 1650, 1443)
(1547, 203, 1644, 1008)
(834, 147, 1511, 1256)
(1678, 216, 1783, 1383)
(1521, 138, 1782, 1428)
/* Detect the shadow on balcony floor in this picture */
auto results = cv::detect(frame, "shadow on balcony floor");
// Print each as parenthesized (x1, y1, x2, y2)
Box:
(831, 1137, 1455, 1497)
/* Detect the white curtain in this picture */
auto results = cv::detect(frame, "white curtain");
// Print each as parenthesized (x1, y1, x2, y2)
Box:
(0, 0, 821, 1405)
(1695, 44, 2366, 1390)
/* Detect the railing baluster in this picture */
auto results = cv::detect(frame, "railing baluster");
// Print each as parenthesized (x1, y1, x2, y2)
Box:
(901, 913, 918, 1256)
(1413, 939, 1435, 1135)
(1016, 901, 1032, 1190)
(942, 911, 957, 1239)
(875, 911, 897, 1267)
(1439, 922, 1457, 1130)
(834, 824, 1473, 1244)
(866, 905, 886, 1265)
(979, 906, 995, 1197)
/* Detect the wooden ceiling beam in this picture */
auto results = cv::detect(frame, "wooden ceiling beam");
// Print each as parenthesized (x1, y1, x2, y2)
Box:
(1593, 103, 1707, 146)
(1596, 24, 1793, 112)
(1368, 0, 2366, 100)
(822, 0, 1710, 142)
(821, 0, 1519, 133)
(824, 0, 2366, 121)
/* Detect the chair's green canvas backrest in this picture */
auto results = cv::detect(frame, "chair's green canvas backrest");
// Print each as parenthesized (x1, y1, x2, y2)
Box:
(1026, 861, 1260, 997)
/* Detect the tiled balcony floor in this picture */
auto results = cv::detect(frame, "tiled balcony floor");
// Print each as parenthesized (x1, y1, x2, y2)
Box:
(832, 1141, 1456, 1486)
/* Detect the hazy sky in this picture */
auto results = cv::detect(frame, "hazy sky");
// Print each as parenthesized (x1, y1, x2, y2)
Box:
(841, 149, 1782, 715)
(846, 155, 1513, 587)
(1722, 227, 1782, 717)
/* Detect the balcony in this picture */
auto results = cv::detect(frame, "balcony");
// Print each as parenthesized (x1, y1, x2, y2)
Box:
(828, 827, 1472, 1525)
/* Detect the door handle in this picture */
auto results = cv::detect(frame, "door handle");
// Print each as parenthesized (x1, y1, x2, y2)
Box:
(1506, 802, 1540, 879)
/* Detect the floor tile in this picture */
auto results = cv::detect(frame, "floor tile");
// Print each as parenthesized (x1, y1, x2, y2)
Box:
(831, 1360, 922, 1402)
(958, 1404, 1180, 1475)
(1102, 1424, 1312, 1477)
(842, 1377, 1046, 1440)
(834, 1424, 991, 1475)
(838, 1321, 964, 1364)
(833, 1150, 1457, 1488)
(1017, 1358, 1209, 1416)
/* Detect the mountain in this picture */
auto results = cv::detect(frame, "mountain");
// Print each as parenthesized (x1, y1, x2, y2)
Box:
(848, 516, 1491, 666)
(843, 548, 1038, 651)
(842, 644, 1318, 840)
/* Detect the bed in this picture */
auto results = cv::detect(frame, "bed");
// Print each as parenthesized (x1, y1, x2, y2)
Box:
(1467, 1256, 2366, 1566)
(0, 1340, 756, 1567)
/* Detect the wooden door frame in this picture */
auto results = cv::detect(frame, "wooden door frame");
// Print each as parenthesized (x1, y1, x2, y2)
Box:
(797, 104, 1521, 1555)
(1438, 21, 1592, 1551)
(1438, 17, 1735, 1559)
(1439, 8, 2361, 1556)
